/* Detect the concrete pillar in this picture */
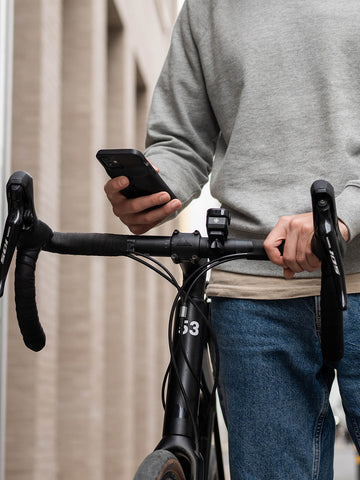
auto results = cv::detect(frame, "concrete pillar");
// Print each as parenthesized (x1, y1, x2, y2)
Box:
(103, 21, 137, 477)
(58, 0, 106, 478)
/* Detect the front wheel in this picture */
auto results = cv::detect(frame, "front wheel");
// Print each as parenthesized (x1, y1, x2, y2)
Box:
(134, 450, 186, 480)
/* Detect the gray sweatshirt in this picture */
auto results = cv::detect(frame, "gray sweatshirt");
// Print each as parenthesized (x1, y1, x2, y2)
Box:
(145, 0, 360, 277)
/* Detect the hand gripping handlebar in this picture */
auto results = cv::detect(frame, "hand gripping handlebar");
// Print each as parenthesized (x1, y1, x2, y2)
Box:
(0, 171, 347, 364)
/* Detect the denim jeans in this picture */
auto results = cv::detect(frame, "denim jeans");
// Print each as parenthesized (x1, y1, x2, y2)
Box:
(210, 294, 360, 480)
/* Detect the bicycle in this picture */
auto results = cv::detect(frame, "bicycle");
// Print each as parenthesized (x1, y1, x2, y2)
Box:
(0, 171, 347, 479)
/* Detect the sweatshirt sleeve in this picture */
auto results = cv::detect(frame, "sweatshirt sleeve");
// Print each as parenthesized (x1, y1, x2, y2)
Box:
(145, 1, 220, 209)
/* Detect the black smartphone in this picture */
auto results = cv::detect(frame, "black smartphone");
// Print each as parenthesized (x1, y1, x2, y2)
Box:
(96, 148, 176, 202)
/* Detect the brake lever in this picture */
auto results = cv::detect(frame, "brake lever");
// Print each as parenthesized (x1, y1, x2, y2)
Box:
(0, 171, 36, 296)
(311, 180, 347, 364)
(311, 180, 347, 311)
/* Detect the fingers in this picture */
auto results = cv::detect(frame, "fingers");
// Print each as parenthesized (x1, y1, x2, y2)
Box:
(281, 217, 320, 275)
(121, 197, 182, 234)
(264, 213, 321, 278)
(104, 176, 130, 197)
(104, 176, 182, 234)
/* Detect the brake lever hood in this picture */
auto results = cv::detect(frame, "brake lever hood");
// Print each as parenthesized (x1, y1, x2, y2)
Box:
(0, 171, 36, 296)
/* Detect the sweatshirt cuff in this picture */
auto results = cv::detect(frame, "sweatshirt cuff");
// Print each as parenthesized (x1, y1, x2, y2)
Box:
(336, 184, 360, 242)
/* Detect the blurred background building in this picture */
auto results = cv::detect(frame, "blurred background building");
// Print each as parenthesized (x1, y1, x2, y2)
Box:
(0, 1, 183, 478)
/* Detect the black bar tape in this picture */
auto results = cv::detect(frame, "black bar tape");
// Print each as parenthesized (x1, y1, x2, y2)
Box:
(45, 232, 130, 256)
(15, 248, 46, 352)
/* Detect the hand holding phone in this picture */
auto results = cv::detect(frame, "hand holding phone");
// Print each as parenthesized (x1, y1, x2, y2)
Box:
(99, 148, 182, 234)
(96, 148, 176, 201)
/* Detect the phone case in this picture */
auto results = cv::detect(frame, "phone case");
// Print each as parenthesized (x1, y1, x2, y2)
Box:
(96, 148, 176, 200)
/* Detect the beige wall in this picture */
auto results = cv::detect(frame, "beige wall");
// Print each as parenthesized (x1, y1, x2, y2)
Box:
(6, 1, 179, 478)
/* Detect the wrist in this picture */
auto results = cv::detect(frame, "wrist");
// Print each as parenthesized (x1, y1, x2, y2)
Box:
(338, 220, 349, 242)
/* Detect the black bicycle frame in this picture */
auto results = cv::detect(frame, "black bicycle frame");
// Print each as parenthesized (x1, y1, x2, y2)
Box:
(157, 260, 224, 479)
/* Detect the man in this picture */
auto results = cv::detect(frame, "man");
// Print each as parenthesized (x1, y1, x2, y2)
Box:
(105, 1, 360, 478)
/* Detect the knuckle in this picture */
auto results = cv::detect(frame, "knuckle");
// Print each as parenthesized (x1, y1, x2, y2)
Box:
(282, 252, 292, 264)
(278, 215, 292, 225)
(128, 225, 139, 234)
(130, 225, 146, 235)
(288, 216, 303, 229)
(263, 237, 272, 250)
(142, 211, 153, 224)
(113, 205, 123, 218)
(133, 195, 157, 211)
(150, 195, 161, 206)
(296, 253, 306, 265)
(143, 207, 163, 224)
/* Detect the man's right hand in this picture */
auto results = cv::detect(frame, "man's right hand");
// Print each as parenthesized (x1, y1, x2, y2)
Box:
(104, 176, 182, 234)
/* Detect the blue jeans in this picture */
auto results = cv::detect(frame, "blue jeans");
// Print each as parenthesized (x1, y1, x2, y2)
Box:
(210, 294, 360, 480)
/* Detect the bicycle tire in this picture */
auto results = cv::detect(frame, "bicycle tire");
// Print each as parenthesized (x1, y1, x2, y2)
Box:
(134, 450, 186, 480)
